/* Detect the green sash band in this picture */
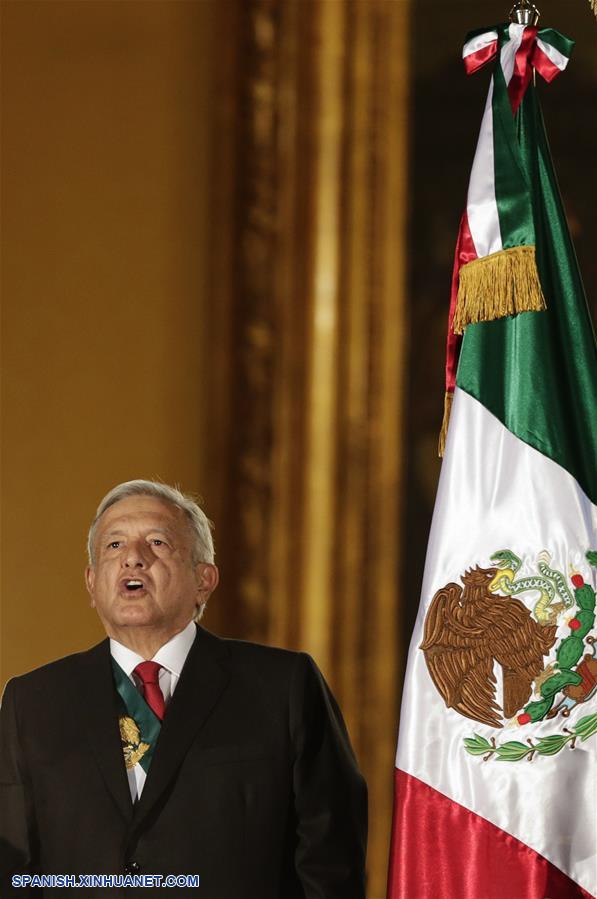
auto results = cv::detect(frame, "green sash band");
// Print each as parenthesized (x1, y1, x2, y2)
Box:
(111, 659, 161, 774)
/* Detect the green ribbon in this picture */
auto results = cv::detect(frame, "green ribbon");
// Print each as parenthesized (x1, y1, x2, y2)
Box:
(492, 23, 536, 252)
(111, 659, 161, 774)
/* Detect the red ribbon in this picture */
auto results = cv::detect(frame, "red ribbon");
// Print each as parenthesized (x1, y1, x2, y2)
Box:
(507, 26, 538, 112)
(463, 40, 498, 76)
(445, 212, 476, 394)
(531, 43, 564, 83)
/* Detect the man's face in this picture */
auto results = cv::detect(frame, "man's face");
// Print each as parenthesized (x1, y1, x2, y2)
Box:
(85, 495, 217, 636)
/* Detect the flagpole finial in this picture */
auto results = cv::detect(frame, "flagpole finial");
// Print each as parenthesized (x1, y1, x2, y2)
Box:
(509, 1, 540, 25)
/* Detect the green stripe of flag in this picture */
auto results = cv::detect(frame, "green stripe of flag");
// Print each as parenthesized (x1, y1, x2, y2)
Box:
(457, 85, 597, 503)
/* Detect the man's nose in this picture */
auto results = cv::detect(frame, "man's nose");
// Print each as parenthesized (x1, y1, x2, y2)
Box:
(123, 542, 148, 567)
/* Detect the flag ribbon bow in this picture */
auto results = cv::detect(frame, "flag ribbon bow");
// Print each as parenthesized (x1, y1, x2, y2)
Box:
(439, 23, 574, 455)
(463, 25, 574, 109)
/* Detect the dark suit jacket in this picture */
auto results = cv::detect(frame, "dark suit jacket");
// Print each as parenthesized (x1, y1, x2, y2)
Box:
(0, 625, 367, 898)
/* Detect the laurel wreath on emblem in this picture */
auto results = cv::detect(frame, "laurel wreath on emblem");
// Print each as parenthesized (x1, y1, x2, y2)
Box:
(463, 712, 597, 761)
(119, 715, 151, 770)
(421, 550, 597, 761)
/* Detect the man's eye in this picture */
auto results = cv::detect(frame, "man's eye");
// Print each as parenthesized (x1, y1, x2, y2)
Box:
(151, 539, 164, 546)
(108, 541, 121, 549)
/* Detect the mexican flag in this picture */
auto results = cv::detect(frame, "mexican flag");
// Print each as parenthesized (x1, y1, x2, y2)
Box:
(387, 22, 597, 899)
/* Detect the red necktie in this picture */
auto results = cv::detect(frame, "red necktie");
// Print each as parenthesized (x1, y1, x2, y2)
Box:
(134, 661, 166, 721)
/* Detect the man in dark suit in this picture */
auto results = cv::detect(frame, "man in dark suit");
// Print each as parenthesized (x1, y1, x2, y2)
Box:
(0, 480, 367, 897)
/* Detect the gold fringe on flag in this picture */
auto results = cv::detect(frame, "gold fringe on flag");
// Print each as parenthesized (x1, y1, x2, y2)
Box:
(438, 390, 453, 458)
(453, 245, 546, 335)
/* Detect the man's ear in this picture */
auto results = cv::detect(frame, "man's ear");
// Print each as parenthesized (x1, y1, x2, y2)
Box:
(196, 563, 219, 599)
(85, 566, 96, 606)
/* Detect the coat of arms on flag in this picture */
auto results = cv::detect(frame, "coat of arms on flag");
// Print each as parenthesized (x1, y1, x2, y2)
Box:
(421, 551, 597, 761)
(387, 9, 597, 899)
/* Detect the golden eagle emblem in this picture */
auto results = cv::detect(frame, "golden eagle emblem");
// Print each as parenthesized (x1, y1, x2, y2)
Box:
(119, 715, 151, 770)
(421, 565, 557, 728)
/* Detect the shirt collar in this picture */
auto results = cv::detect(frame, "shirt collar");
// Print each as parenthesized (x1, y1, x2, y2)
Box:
(109, 620, 197, 679)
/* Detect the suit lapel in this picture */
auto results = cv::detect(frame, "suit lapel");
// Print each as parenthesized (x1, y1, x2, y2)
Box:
(132, 625, 230, 829)
(74, 640, 134, 824)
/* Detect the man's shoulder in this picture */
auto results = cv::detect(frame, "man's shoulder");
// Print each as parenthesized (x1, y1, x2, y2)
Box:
(201, 626, 304, 664)
(198, 626, 315, 681)
(2, 640, 107, 700)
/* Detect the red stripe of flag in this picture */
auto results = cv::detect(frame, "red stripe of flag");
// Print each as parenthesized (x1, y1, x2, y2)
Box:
(387, 770, 594, 899)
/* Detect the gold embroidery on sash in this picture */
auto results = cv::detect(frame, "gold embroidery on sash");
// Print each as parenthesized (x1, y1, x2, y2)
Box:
(119, 715, 150, 770)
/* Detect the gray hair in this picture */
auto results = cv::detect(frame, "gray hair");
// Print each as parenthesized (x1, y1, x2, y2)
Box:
(87, 479, 215, 567)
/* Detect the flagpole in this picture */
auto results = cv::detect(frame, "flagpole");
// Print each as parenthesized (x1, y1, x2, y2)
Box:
(509, 3, 540, 84)
(509, 1, 540, 25)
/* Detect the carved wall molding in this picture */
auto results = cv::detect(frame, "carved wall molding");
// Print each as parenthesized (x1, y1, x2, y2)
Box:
(205, 3, 410, 894)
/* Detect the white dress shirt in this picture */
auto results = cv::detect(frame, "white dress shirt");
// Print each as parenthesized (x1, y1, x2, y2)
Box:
(110, 620, 196, 801)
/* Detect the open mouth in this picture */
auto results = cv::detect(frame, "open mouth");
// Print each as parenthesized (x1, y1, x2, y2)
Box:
(122, 579, 146, 593)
